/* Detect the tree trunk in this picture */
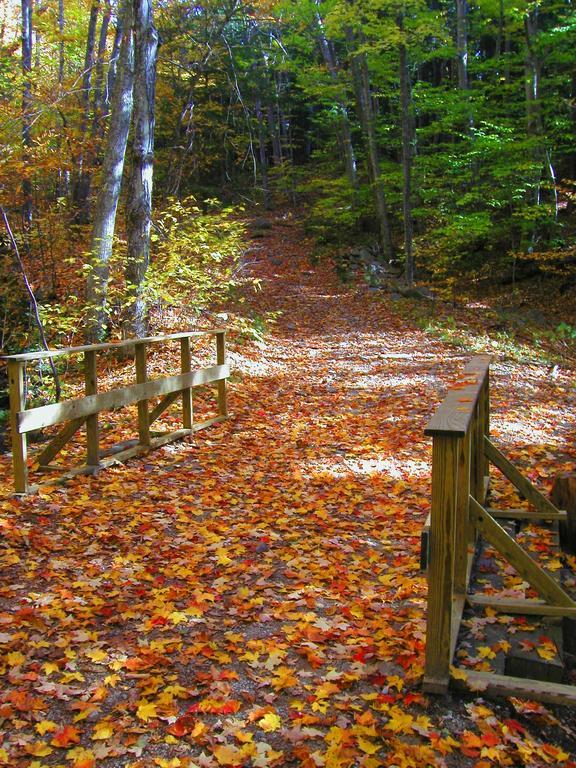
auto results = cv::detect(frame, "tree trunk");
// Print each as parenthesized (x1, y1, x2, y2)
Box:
(399, 22, 414, 286)
(21, 0, 33, 226)
(124, 0, 158, 339)
(58, 0, 65, 85)
(524, 10, 542, 137)
(456, 0, 469, 91)
(92, 0, 112, 135)
(346, 27, 394, 260)
(85, 0, 134, 343)
(73, 0, 100, 222)
(316, 10, 357, 189)
(255, 97, 270, 209)
(106, 16, 124, 112)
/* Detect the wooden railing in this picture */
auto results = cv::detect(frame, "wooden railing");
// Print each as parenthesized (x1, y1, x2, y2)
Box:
(3, 330, 229, 494)
(423, 355, 576, 705)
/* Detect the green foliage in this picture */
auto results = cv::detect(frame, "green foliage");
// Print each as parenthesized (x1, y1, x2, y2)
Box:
(145, 197, 248, 318)
(301, 175, 366, 242)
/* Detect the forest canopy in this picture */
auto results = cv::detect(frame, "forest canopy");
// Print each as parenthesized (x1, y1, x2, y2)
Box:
(0, 0, 575, 354)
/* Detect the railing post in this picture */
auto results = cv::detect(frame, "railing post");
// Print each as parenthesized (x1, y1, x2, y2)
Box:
(424, 434, 459, 693)
(474, 375, 489, 501)
(84, 350, 100, 466)
(180, 336, 193, 430)
(8, 359, 28, 494)
(454, 429, 472, 597)
(135, 341, 150, 446)
(216, 331, 227, 417)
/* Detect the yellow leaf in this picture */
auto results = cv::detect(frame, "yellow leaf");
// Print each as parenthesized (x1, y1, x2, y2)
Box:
(357, 737, 380, 755)
(92, 722, 114, 741)
(26, 743, 53, 757)
(536, 646, 557, 661)
(477, 646, 496, 660)
(271, 666, 298, 691)
(214, 744, 243, 765)
(60, 671, 85, 683)
(385, 708, 413, 734)
(137, 700, 158, 721)
(43, 662, 59, 676)
(169, 611, 189, 625)
(234, 731, 254, 744)
(35, 721, 58, 736)
(104, 674, 120, 687)
(258, 712, 281, 732)
(85, 648, 108, 663)
(216, 548, 233, 565)
(6, 651, 26, 666)
(450, 666, 468, 681)
(67, 747, 96, 768)
(385, 675, 404, 691)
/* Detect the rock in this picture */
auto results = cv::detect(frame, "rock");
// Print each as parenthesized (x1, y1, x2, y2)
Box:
(394, 283, 436, 301)
(551, 472, 576, 553)
(252, 218, 272, 230)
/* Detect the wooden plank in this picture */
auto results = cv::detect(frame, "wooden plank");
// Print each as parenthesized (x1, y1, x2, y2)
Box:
(1, 329, 226, 363)
(181, 336, 193, 430)
(17, 364, 230, 433)
(98, 428, 192, 466)
(425, 355, 491, 437)
(467, 595, 576, 617)
(452, 669, 576, 707)
(216, 331, 228, 417)
(470, 497, 576, 608)
(135, 343, 150, 447)
(149, 391, 180, 426)
(472, 378, 489, 501)
(423, 434, 460, 693)
(8, 360, 28, 494)
(37, 417, 86, 466)
(487, 507, 568, 522)
(191, 415, 227, 432)
(484, 438, 560, 518)
(84, 350, 100, 465)
(450, 594, 466, 664)
(481, 375, 490, 480)
(25, 416, 228, 494)
(454, 430, 472, 596)
(420, 513, 431, 571)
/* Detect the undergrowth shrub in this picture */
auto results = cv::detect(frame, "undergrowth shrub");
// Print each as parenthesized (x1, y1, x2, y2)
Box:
(39, 196, 251, 344)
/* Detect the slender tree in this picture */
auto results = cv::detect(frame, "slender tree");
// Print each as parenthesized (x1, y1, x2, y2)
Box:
(85, 0, 134, 342)
(21, 0, 33, 226)
(399, 14, 414, 285)
(346, 25, 394, 259)
(124, 0, 159, 338)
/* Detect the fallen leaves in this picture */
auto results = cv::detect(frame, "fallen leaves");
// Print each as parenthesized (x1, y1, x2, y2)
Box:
(0, 217, 574, 767)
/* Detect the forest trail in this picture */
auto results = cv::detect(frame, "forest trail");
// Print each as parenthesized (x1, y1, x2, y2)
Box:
(0, 214, 575, 766)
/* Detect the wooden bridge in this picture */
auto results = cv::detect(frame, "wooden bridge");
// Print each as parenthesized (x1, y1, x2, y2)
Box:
(3, 330, 229, 494)
(423, 355, 576, 705)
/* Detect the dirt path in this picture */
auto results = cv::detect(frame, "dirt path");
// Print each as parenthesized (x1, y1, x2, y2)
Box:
(0, 214, 575, 767)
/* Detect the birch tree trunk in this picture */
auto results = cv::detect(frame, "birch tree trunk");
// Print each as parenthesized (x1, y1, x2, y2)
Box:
(21, 0, 33, 227)
(316, 13, 357, 189)
(255, 97, 271, 209)
(456, 0, 469, 91)
(85, 0, 134, 343)
(73, 0, 100, 221)
(124, 0, 158, 339)
(399, 21, 414, 286)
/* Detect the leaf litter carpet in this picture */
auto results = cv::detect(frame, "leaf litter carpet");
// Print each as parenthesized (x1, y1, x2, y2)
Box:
(1, 217, 576, 767)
